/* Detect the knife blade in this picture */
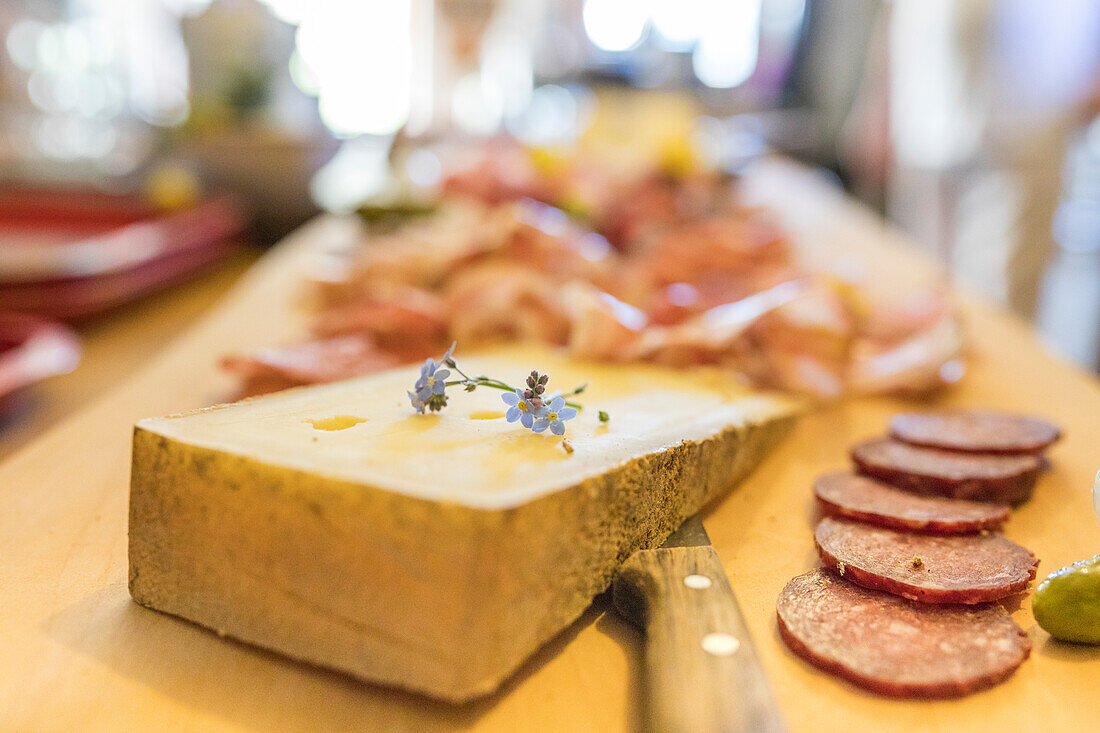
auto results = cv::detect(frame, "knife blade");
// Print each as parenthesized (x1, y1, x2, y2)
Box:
(613, 514, 786, 733)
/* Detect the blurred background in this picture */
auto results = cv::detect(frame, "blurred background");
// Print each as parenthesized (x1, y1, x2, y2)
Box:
(2, 0, 1099, 450)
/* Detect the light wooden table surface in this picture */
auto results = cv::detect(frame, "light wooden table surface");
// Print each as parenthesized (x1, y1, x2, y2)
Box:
(2, 161, 1098, 733)
(0, 249, 259, 460)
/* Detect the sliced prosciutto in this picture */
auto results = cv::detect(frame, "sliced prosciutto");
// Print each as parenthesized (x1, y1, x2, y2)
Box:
(221, 335, 404, 396)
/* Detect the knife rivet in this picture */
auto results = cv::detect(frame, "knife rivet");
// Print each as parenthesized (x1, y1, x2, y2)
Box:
(701, 632, 740, 657)
(684, 574, 712, 589)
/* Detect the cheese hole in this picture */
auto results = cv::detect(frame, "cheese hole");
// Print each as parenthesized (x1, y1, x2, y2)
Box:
(470, 410, 505, 420)
(307, 415, 368, 431)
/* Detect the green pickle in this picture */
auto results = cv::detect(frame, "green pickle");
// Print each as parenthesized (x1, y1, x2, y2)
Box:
(1032, 554, 1100, 644)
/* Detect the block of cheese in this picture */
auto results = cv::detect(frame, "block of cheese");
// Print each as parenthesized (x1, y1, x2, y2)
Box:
(129, 346, 799, 701)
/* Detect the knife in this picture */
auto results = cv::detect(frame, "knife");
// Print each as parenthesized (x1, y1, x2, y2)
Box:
(613, 515, 786, 733)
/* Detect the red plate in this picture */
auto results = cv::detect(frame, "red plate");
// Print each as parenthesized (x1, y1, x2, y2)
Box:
(0, 191, 245, 319)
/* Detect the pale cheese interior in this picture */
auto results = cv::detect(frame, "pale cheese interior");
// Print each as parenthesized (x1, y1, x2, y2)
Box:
(140, 346, 794, 509)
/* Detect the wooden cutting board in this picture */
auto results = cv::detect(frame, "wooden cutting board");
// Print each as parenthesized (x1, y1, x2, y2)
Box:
(2, 159, 1098, 732)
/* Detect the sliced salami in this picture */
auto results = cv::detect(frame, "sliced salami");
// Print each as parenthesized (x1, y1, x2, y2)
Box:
(777, 570, 1031, 698)
(814, 471, 1009, 534)
(890, 410, 1061, 455)
(851, 437, 1041, 505)
(814, 517, 1038, 604)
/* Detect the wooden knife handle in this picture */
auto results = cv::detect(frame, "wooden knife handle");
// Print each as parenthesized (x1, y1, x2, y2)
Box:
(614, 545, 786, 733)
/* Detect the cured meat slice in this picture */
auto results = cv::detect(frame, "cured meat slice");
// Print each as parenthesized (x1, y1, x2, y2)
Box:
(814, 517, 1038, 604)
(814, 471, 1009, 534)
(889, 410, 1061, 455)
(221, 335, 404, 396)
(851, 437, 1041, 505)
(847, 316, 966, 396)
(777, 570, 1031, 698)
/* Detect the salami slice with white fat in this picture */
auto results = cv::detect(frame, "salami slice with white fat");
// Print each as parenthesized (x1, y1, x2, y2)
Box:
(777, 570, 1031, 698)
(814, 517, 1037, 604)
(851, 437, 1042, 505)
(890, 410, 1061, 455)
(814, 471, 1009, 534)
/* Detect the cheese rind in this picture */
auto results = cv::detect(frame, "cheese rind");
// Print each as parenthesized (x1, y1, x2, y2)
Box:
(128, 349, 798, 700)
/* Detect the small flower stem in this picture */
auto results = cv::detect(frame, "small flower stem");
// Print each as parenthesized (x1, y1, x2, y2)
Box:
(446, 362, 476, 382)
(444, 359, 587, 409)
(474, 377, 515, 391)
(444, 378, 512, 391)
(444, 375, 583, 409)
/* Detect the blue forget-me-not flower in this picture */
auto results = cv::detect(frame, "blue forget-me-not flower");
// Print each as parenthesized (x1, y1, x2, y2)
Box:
(532, 396, 577, 435)
(409, 342, 455, 413)
(502, 388, 545, 428)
